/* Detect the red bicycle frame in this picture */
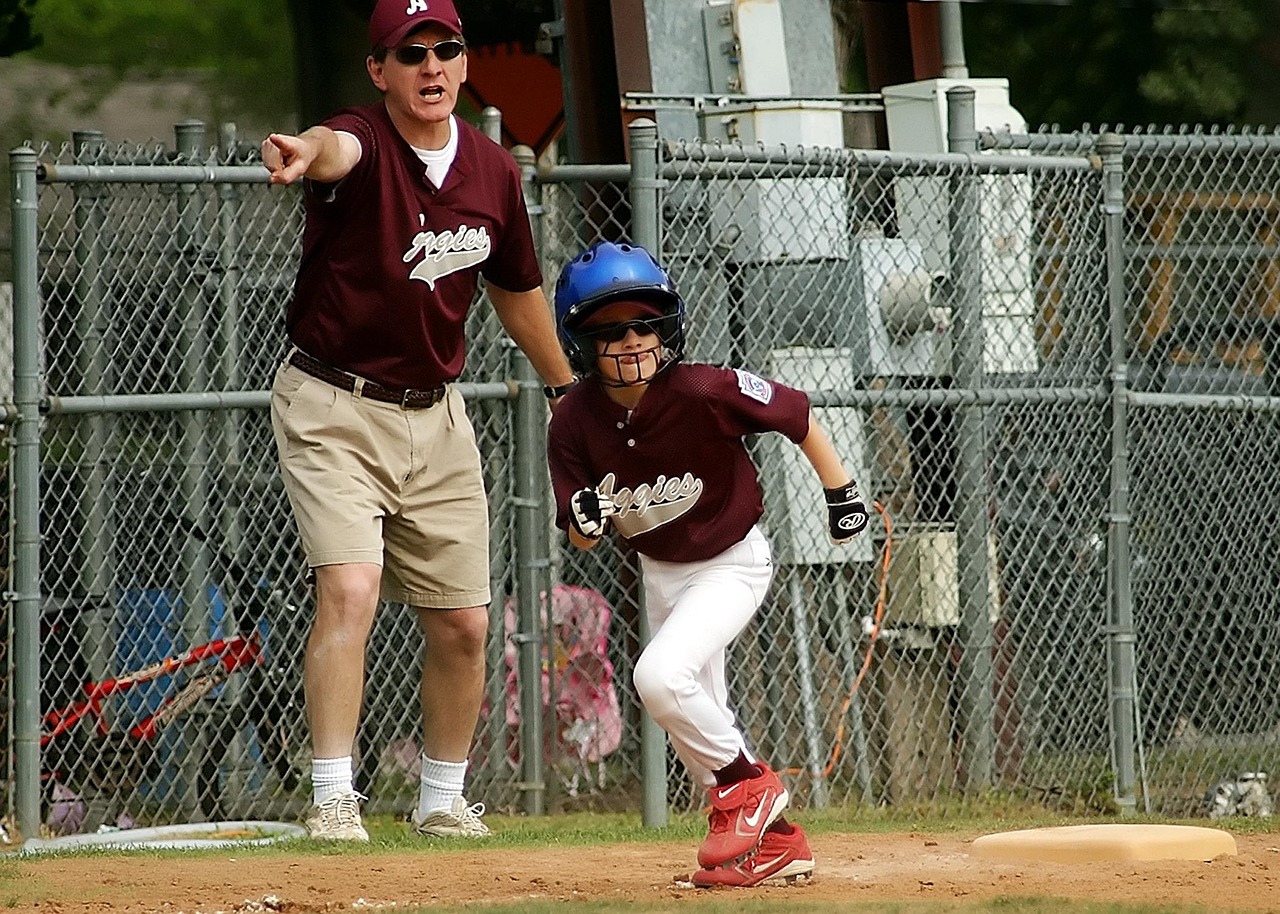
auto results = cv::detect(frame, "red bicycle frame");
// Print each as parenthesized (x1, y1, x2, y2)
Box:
(41, 632, 263, 747)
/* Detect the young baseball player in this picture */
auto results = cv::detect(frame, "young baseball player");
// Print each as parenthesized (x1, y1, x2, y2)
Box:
(547, 240, 870, 887)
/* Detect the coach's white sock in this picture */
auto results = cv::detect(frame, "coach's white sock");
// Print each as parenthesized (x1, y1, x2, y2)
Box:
(311, 756, 355, 805)
(417, 754, 467, 819)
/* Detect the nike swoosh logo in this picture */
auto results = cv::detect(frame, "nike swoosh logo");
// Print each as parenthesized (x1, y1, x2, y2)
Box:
(742, 801, 766, 830)
(716, 783, 742, 800)
(749, 853, 785, 874)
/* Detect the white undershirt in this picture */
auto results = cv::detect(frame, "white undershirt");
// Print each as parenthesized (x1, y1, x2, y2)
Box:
(412, 114, 459, 188)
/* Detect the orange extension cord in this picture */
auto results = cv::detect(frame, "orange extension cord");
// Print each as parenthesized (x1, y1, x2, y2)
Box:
(783, 500, 892, 781)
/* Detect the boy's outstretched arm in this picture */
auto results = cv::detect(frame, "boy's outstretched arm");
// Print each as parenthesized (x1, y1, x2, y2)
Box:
(799, 410, 871, 543)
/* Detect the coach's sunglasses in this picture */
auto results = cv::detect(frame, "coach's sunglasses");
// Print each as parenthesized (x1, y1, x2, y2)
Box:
(582, 318, 664, 343)
(392, 39, 466, 65)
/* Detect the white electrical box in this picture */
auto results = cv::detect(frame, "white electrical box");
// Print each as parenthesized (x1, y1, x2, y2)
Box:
(764, 347, 873, 565)
(700, 0, 847, 263)
(732, 0, 790, 94)
(699, 98, 844, 147)
(702, 100, 848, 263)
(887, 529, 1002, 627)
(882, 78, 1023, 154)
(882, 78, 1037, 375)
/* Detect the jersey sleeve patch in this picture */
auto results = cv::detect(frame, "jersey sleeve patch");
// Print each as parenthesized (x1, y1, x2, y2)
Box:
(734, 369, 774, 405)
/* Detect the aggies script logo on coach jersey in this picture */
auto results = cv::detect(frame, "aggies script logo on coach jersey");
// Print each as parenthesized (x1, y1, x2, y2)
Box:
(598, 471, 703, 537)
(403, 216, 491, 289)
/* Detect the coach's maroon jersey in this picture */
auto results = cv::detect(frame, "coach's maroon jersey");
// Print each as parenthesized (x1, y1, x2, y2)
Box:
(548, 363, 811, 563)
(286, 104, 542, 389)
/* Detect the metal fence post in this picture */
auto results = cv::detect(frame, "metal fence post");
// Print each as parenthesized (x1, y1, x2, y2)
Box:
(477, 109, 514, 796)
(512, 143, 548, 817)
(788, 569, 828, 808)
(511, 346, 548, 817)
(947, 86, 995, 792)
(70, 130, 116, 687)
(10, 144, 43, 840)
(174, 119, 213, 821)
(480, 107, 502, 145)
(627, 117, 668, 829)
(1099, 131, 1138, 815)
(215, 122, 246, 551)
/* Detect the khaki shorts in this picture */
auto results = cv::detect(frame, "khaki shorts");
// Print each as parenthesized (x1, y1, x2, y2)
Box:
(270, 359, 491, 609)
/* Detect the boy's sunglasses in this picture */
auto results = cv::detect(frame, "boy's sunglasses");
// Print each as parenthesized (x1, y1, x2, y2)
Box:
(392, 39, 466, 66)
(582, 318, 663, 344)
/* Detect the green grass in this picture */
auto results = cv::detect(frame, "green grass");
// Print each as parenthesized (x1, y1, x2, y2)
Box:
(350, 804, 1280, 849)
(14, 803, 1276, 857)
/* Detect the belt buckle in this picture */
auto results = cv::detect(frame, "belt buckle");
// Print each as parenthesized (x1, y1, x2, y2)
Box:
(400, 385, 443, 408)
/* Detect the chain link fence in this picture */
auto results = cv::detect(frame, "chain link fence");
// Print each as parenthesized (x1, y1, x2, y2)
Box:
(6, 108, 1280, 838)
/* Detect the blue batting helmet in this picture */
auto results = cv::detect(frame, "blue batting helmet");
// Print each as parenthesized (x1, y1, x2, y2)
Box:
(553, 240, 686, 378)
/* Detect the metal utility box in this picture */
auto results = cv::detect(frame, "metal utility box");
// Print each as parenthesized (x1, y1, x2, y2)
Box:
(886, 528, 1002, 627)
(706, 169, 849, 263)
(882, 78, 1024, 153)
(732, 257, 872, 363)
(699, 0, 839, 98)
(698, 98, 845, 147)
(724, 240, 946, 379)
(882, 78, 1037, 375)
(702, 99, 848, 264)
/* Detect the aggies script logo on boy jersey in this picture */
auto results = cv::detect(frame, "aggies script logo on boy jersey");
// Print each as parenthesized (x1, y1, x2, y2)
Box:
(598, 471, 704, 537)
(402, 216, 491, 289)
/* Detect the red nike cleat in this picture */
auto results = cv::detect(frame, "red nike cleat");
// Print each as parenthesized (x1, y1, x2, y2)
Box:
(692, 822, 815, 888)
(696, 763, 789, 868)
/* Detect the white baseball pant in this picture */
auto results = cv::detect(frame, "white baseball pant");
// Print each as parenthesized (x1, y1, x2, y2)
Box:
(633, 525, 773, 789)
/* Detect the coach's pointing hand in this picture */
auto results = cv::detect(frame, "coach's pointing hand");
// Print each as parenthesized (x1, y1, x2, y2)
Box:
(261, 133, 313, 185)
(262, 127, 360, 186)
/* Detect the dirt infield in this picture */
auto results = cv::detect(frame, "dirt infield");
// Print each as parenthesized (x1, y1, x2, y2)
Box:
(5, 829, 1279, 912)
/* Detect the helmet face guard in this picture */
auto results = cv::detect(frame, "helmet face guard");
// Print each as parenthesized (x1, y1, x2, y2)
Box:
(575, 316, 676, 388)
(553, 241, 686, 383)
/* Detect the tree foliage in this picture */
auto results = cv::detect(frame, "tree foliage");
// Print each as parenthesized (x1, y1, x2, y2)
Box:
(0, 0, 39, 56)
(833, 0, 1275, 129)
(960, 0, 1264, 128)
(312, 0, 555, 46)
(1140, 4, 1260, 123)
(453, 0, 554, 47)
(27, 0, 296, 123)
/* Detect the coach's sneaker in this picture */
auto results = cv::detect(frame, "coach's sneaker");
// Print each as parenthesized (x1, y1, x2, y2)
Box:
(697, 763, 789, 867)
(692, 822, 815, 888)
(411, 796, 491, 837)
(305, 790, 369, 841)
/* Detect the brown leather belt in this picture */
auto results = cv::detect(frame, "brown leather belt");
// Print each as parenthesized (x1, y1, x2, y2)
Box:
(288, 349, 447, 409)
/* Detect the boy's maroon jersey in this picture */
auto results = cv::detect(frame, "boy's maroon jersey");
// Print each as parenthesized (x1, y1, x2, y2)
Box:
(548, 363, 810, 563)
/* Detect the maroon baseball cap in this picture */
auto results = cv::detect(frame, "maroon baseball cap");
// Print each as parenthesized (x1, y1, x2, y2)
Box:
(582, 300, 667, 327)
(369, 0, 463, 50)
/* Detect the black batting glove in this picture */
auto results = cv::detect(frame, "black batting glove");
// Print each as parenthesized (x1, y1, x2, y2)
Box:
(569, 488, 616, 540)
(824, 481, 870, 544)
